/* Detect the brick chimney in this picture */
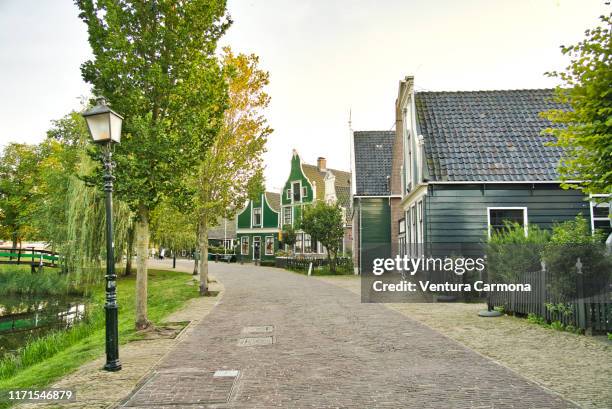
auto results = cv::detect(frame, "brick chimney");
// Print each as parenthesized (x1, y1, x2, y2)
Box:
(317, 157, 327, 172)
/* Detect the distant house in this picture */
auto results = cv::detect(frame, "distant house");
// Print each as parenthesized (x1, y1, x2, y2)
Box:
(352, 130, 397, 274)
(236, 150, 352, 262)
(208, 217, 237, 250)
(236, 192, 281, 261)
(352, 76, 610, 273)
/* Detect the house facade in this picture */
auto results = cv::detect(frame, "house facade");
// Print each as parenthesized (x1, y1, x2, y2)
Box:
(235, 192, 281, 261)
(353, 75, 611, 273)
(208, 217, 237, 250)
(236, 150, 352, 262)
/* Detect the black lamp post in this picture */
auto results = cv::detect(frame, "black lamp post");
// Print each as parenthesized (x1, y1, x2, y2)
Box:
(82, 98, 123, 371)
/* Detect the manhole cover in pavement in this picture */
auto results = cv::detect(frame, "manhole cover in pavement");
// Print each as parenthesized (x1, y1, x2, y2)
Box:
(237, 336, 274, 347)
(123, 371, 238, 406)
(241, 325, 274, 334)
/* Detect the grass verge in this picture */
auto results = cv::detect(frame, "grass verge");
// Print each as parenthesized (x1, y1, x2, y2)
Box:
(0, 269, 198, 408)
(0, 265, 86, 296)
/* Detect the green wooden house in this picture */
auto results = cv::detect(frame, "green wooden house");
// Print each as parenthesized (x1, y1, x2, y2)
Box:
(352, 76, 611, 273)
(235, 192, 281, 261)
(278, 150, 352, 256)
(236, 150, 352, 262)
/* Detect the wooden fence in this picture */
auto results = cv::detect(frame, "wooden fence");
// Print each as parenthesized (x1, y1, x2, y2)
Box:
(275, 256, 352, 271)
(488, 260, 611, 333)
(0, 247, 60, 272)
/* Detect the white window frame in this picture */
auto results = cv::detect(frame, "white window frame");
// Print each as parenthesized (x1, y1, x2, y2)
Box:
(405, 210, 411, 255)
(410, 204, 416, 255)
(589, 194, 611, 233)
(302, 185, 308, 199)
(241, 236, 249, 255)
(291, 180, 302, 203)
(487, 207, 528, 238)
(304, 233, 312, 253)
(418, 200, 424, 242)
(286, 188, 291, 200)
(265, 236, 274, 255)
(252, 207, 262, 227)
(295, 232, 304, 254)
(282, 206, 292, 227)
(252, 236, 261, 260)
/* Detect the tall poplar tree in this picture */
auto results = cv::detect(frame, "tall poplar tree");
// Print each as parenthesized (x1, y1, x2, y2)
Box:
(76, 0, 230, 329)
(191, 48, 271, 295)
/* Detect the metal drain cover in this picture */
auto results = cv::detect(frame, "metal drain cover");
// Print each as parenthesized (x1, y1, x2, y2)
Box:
(241, 325, 274, 334)
(123, 371, 238, 406)
(214, 369, 239, 377)
(237, 336, 274, 347)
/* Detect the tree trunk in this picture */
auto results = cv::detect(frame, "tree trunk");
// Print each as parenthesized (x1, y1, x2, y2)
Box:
(198, 214, 209, 295)
(192, 224, 200, 275)
(125, 224, 135, 276)
(328, 247, 337, 273)
(10, 232, 17, 261)
(135, 207, 151, 330)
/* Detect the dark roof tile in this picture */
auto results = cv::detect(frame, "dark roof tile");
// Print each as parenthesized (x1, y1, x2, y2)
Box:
(415, 89, 566, 182)
(353, 131, 394, 196)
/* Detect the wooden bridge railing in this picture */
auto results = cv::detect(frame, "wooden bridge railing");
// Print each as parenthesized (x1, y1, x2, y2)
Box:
(0, 247, 60, 271)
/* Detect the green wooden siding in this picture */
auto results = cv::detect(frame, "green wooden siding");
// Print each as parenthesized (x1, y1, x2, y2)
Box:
(357, 198, 391, 272)
(281, 153, 314, 206)
(236, 232, 279, 261)
(237, 193, 279, 229)
(425, 184, 589, 245)
(262, 195, 279, 228)
(237, 202, 251, 229)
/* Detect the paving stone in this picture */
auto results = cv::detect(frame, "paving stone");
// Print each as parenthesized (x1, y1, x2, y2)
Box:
(123, 263, 577, 408)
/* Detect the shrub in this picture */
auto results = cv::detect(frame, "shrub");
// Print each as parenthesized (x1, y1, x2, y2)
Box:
(527, 313, 546, 326)
(550, 321, 565, 331)
(542, 216, 612, 301)
(494, 305, 505, 314)
(486, 222, 550, 283)
(564, 325, 577, 334)
(207, 246, 226, 254)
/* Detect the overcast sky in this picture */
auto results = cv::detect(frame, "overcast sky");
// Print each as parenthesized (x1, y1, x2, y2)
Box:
(0, 0, 609, 190)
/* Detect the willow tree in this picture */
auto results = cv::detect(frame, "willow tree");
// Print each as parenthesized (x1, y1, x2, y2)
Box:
(34, 112, 132, 285)
(191, 48, 271, 295)
(76, 0, 230, 329)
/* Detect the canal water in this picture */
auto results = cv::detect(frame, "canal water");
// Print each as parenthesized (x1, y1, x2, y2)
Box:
(0, 294, 90, 359)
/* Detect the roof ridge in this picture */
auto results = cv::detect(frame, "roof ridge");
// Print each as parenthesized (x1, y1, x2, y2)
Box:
(415, 88, 555, 94)
(302, 163, 350, 175)
(353, 130, 395, 134)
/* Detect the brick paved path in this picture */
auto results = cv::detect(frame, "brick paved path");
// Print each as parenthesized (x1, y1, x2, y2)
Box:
(122, 263, 576, 408)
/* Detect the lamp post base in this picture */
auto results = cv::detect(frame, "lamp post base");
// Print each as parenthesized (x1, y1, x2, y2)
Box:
(104, 359, 122, 372)
(478, 309, 503, 317)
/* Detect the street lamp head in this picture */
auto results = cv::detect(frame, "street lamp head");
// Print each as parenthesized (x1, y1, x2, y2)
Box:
(82, 97, 123, 144)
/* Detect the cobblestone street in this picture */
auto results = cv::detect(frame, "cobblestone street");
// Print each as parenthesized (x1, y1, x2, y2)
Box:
(121, 262, 576, 408)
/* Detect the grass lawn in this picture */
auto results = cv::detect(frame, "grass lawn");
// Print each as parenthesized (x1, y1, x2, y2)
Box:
(0, 269, 198, 408)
